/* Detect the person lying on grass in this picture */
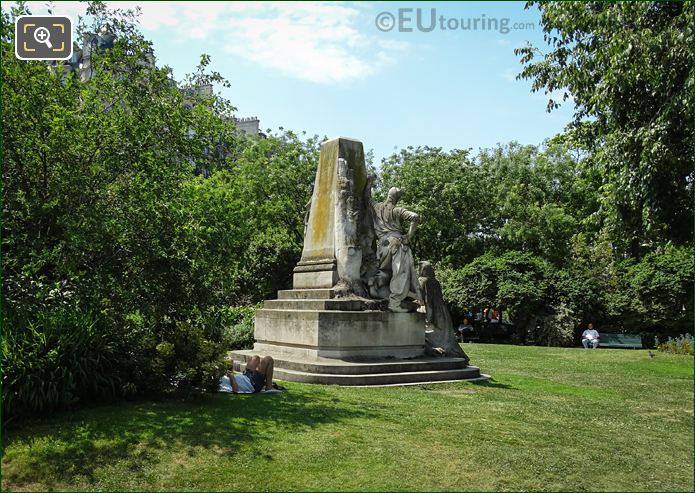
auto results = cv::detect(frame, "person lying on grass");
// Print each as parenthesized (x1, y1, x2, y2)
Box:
(226, 355, 286, 393)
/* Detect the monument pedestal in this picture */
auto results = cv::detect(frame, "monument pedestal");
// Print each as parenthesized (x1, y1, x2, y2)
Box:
(229, 288, 484, 386)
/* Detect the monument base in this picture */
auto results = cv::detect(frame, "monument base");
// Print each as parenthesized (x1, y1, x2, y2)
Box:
(229, 288, 486, 386)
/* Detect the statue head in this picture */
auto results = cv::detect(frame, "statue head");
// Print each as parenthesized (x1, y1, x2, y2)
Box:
(387, 187, 402, 204)
(419, 261, 436, 279)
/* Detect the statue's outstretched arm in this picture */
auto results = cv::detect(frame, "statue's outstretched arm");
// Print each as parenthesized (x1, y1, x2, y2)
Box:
(407, 213, 419, 242)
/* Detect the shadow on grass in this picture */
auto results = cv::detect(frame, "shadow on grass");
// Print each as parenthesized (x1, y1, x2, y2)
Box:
(470, 377, 517, 390)
(2, 387, 380, 488)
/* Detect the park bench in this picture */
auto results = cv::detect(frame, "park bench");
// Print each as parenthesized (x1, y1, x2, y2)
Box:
(598, 333, 643, 349)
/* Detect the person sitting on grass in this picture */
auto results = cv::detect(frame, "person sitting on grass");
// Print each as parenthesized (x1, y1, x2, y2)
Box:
(581, 323, 600, 349)
(226, 355, 285, 393)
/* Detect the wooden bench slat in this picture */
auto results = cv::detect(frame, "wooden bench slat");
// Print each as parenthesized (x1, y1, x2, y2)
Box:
(597, 332, 643, 349)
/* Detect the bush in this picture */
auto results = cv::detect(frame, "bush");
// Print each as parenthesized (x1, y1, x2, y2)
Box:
(221, 305, 258, 351)
(533, 304, 578, 347)
(2, 4, 307, 420)
(657, 334, 694, 355)
(2, 307, 121, 419)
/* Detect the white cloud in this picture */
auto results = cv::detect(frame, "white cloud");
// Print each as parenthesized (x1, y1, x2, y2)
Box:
(19, 1, 408, 84)
(220, 2, 406, 84)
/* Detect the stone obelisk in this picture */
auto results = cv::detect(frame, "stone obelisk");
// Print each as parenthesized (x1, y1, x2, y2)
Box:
(293, 137, 368, 292)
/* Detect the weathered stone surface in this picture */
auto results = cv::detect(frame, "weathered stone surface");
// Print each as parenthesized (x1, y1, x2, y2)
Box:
(293, 270, 339, 289)
(277, 288, 336, 300)
(419, 261, 469, 360)
(254, 307, 426, 359)
(294, 137, 368, 290)
(229, 350, 483, 386)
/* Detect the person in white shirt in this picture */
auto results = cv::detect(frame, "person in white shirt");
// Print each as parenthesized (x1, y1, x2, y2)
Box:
(582, 323, 600, 349)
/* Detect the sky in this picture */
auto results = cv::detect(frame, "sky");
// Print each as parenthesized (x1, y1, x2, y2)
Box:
(18, 1, 576, 163)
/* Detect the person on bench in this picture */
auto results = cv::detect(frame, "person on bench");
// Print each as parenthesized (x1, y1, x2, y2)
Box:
(581, 323, 600, 349)
(226, 355, 278, 393)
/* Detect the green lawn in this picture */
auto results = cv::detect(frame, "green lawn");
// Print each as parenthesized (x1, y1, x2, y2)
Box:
(2, 344, 693, 492)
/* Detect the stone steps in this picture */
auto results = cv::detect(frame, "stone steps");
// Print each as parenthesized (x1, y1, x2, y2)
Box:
(272, 367, 481, 386)
(230, 351, 469, 374)
(277, 289, 336, 300)
(229, 350, 483, 386)
(264, 299, 365, 311)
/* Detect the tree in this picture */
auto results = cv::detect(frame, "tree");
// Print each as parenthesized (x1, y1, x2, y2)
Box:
(441, 251, 552, 343)
(379, 141, 597, 267)
(184, 130, 321, 305)
(2, 1, 245, 415)
(516, 1, 694, 257)
(478, 141, 596, 265)
(605, 245, 693, 336)
(380, 146, 491, 267)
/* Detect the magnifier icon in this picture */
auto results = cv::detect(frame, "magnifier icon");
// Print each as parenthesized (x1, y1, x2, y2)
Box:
(33, 26, 53, 49)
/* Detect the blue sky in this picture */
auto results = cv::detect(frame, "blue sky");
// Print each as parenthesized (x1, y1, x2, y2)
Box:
(22, 1, 575, 163)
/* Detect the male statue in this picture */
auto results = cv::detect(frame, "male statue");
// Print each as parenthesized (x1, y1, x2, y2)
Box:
(365, 176, 421, 312)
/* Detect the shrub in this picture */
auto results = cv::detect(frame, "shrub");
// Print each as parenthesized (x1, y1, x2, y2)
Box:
(533, 304, 578, 347)
(2, 307, 121, 419)
(657, 334, 694, 355)
(221, 305, 259, 351)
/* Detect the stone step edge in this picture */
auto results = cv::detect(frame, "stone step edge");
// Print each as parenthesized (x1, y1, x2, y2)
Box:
(272, 366, 481, 379)
(229, 356, 478, 374)
(232, 359, 470, 373)
(344, 374, 491, 387)
(256, 308, 391, 314)
(270, 367, 482, 386)
(229, 351, 470, 368)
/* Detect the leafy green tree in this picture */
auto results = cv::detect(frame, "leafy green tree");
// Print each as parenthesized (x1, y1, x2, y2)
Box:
(1, 1, 252, 415)
(183, 130, 320, 305)
(478, 141, 597, 265)
(441, 251, 552, 342)
(380, 141, 598, 268)
(380, 146, 490, 267)
(516, 1, 694, 256)
(605, 245, 693, 335)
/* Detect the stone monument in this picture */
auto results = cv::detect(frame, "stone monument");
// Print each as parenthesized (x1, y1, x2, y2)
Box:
(230, 137, 485, 385)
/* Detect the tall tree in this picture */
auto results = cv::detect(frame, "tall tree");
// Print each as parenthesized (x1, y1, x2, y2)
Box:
(516, 1, 693, 257)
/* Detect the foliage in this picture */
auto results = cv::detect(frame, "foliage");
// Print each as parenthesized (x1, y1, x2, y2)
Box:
(221, 305, 259, 351)
(516, 1, 694, 256)
(1, 2, 320, 418)
(217, 131, 320, 303)
(2, 306, 121, 418)
(380, 141, 594, 268)
(477, 141, 596, 265)
(532, 303, 578, 347)
(657, 334, 694, 356)
(605, 245, 694, 334)
(441, 251, 551, 342)
(380, 146, 488, 267)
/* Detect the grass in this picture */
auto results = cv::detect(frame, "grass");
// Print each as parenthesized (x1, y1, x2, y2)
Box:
(2, 344, 693, 492)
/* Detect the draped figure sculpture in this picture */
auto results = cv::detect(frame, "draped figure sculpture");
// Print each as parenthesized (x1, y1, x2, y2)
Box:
(418, 261, 470, 361)
(365, 175, 421, 312)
